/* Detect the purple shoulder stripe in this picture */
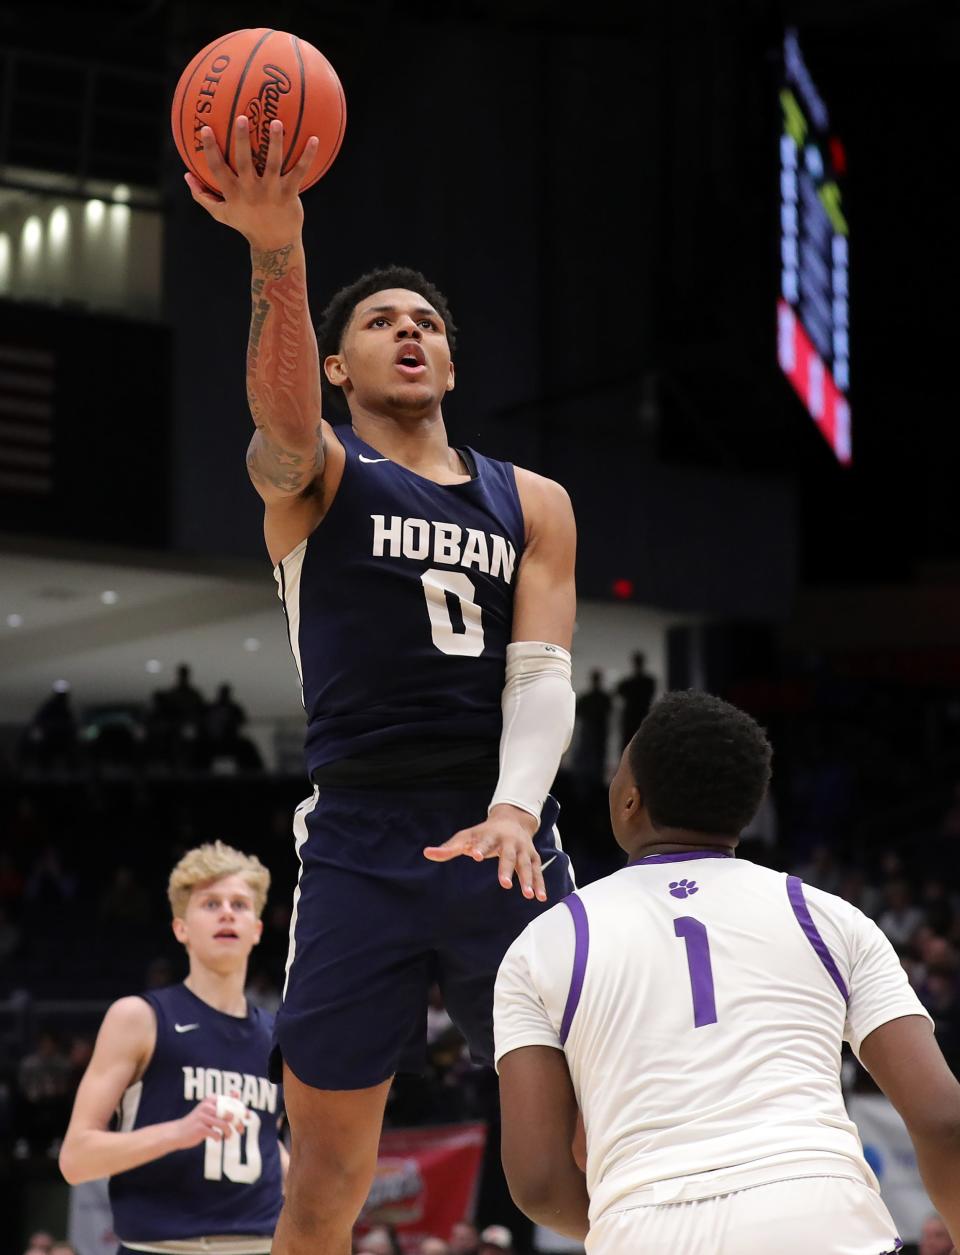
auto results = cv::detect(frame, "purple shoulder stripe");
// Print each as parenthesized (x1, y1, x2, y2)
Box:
(560, 894, 589, 1045)
(786, 875, 850, 1003)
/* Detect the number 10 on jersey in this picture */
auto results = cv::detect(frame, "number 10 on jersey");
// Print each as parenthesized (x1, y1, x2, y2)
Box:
(204, 1111, 262, 1183)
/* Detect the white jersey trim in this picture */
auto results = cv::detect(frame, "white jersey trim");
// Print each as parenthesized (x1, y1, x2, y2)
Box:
(274, 541, 307, 707)
(282, 788, 319, 1001)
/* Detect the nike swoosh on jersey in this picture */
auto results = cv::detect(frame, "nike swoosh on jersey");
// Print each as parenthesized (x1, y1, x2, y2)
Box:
(540, 855, 558, 872)
(358, 454, 389, 463)
(174, 1023, 199, 1033)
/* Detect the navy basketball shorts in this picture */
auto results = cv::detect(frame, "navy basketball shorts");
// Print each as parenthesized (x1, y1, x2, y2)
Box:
(271, 786, 574, 1090)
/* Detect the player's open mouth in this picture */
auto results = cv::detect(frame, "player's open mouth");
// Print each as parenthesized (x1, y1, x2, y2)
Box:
(214, 930, 239, 939)
(394, 345, 426, 377)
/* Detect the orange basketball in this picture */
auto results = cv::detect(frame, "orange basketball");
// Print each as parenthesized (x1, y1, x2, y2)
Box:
(171, 28, 346, 194)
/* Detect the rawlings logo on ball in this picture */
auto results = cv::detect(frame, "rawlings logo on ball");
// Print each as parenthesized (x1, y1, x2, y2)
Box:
(246, 64, 293, 173)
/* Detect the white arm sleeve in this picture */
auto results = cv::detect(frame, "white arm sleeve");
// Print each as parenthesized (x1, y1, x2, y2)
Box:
(488, 641, 575, 822)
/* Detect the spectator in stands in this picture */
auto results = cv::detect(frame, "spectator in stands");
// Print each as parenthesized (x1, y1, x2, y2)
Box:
(938, 783, 960, 840)
(878, 878, 926, 949)
(24, 847, 75, 912)
(356, 1226, 402, 1255)
(143, 688, 179, 769)
(918, 970, 960, 1072)
(98, 865, 150, 930)
(0, 905, 22, 960)
(25, 1234, 53, 1253)
(21, 682, 79, 772)
(245, 965, 281, 1013)
(478, 1226, 514, 1254)
(0, 850, 25, 909)
(144, 664, 208, 770)
(835, 867, 880, 919)
(921, 876, 959, 936)
(792, 843, 842, 895)
(573, 669, 611, 791)
(165, 664, 207, 730)
(449, 1223, 479, 1255)
(919, 1212, 955, 1255)
(49, 1244, 77, 1255)
(17, 1028, 73, 1154)
(144, 956, 177, 989)
(67, 1034, 94, 1088)
(616, 652, 655, 750)
(419, 1240, 450, 1255)
(206, 683, 248, 746)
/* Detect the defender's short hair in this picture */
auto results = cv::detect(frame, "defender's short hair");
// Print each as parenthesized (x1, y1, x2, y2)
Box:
(628, 690, 772, 835)
(315, 265, 458, 364)
(167, 841, 270, 919)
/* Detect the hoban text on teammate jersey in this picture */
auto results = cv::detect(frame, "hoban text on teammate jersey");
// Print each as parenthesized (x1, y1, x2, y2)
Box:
(371, 515, 517, 583)
(182, 1066, 278, 1114)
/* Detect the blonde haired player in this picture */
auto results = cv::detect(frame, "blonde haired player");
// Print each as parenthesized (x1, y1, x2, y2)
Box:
(60, 842, 286, 1254)
(494, 691, 960, 1254)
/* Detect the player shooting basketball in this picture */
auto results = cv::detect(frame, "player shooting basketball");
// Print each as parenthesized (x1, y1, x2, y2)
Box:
(185, 118, 578, 1255)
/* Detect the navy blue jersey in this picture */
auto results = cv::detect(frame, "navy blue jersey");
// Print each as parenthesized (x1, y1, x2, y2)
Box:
(109, 983, 283, 1244)
(275, 426, 525, 776)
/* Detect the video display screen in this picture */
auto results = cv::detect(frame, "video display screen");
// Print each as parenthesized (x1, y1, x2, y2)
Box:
(778, 27, 851, 465)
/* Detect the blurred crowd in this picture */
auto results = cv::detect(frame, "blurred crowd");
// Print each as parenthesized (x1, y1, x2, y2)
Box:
(353, 1221, 517, 1255)
(15, 665, 264, 776)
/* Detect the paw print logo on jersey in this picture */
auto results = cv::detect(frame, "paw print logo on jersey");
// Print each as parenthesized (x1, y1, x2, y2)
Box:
(669, 878, 698, 899)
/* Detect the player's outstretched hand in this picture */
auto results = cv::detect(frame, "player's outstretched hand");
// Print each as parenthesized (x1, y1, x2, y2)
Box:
(171, 1093, 247, 1150)
(424, 805, 547, 901)
(184, 117, 320, 250)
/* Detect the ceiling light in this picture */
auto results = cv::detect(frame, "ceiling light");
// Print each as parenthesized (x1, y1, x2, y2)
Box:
(85, 199, 105, 227)
(113, 184, 131, 203)
(6, 613, 22, 627)
(100, 590, 118, 605)
(48, 205, 70, 248)
(243, 637, 261, 652)
(21, 216, 42, 258)
(145, 659, 162, 674)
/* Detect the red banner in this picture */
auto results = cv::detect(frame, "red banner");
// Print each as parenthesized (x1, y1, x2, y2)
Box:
(356, 1122, 487, 1252)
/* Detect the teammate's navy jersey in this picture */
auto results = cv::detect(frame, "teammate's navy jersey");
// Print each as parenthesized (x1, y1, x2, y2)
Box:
(109, 983, 283, 1244)
(275, 425, 526, 776)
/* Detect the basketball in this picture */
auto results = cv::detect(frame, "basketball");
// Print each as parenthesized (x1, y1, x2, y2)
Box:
(171, 28, 346, 194)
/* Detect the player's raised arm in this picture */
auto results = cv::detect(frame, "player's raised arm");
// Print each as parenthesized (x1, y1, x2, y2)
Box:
(59, 997, 242, 1185)
(185, 120, 339, 560)
(859, 1015, 960, 1244)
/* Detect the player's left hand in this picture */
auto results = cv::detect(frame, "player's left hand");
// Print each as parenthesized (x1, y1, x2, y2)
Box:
(423, 804, 548, 901)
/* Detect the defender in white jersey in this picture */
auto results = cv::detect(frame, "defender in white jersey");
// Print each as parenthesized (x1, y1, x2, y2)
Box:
(494, 691, 960, 1254)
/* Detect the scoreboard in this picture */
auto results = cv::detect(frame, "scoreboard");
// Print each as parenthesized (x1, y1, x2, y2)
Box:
(777, 28, 851, 465)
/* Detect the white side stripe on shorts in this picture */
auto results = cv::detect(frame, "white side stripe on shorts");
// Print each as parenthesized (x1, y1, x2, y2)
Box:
(282, 787, 319, 1001)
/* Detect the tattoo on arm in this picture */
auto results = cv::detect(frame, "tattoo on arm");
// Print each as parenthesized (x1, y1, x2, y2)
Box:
(250, 244, 294, 280)
(245, 243, 324, 495)
(247, 424, 325, 496)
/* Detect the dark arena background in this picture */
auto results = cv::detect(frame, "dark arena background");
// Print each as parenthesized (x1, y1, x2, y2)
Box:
(1, 0, 959, 1252)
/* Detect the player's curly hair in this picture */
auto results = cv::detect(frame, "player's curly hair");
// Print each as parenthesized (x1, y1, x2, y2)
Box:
(628, 690, 772, 835)
(315, 265, 458, 364)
